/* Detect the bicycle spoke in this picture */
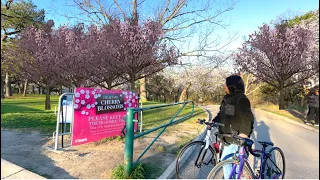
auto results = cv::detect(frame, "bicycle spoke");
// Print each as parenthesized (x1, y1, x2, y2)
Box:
(263, 147, 285, 179)
(176, 141, 216, 179)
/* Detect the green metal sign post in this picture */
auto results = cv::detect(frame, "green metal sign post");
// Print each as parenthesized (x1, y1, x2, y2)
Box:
(124, 108, 134, 177)
(123, 101, 194, 177)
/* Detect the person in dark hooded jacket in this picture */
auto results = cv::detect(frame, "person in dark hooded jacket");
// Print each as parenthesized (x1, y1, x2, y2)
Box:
(306, 86, 319, 126)
(211, 74, 255, 178)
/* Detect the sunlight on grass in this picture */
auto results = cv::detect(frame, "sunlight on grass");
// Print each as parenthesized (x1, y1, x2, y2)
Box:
(1, 96, 208, 133)
(141, 103, 207, 130)
(254, 103, 305, 123)
(1, 94, 60, 133)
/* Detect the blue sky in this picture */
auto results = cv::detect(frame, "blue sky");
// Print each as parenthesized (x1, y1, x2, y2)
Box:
(33, 0, 319, 50)
(222, 0, 319, 49)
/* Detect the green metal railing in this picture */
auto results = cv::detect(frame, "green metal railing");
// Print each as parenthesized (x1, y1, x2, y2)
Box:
(124, 101, 194, 177)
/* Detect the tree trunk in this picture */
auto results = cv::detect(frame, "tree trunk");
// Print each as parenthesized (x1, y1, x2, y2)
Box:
(59, 86, 62, 95)
(279, 83, 285, 110)
(132, 0, 138, 25)
(107, 81, 112, 90)
(38, 86, 41, 94)
(130, 79, 136, 92)
(139, 77, 147, 102)
(179, 83, 191, 102)
(18, 84, 21, 94)
(31, 85, 35, 94)
(23, 79, 28, 96)
(1, 73, 5, 99)
(175, 89, 181, 103)
(5, 72, 12, 97)
(45, 85, 51, 110)
(42, 87, 45, 94)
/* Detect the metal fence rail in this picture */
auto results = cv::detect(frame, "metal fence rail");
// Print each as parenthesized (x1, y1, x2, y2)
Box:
(54, 93, 74, 150)
(124, 100, 194, 176)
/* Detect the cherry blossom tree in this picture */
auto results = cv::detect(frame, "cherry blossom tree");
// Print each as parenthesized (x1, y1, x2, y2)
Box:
(11, 20, 65, 110)
(7, 18, 177, 109)
(60, 0, 238, 100)
(161, 67, 227, 103)
(70, 20, 178, 91)
(118, 20, 178, 91)
(55, 24, 94, 88)
(235, 22, 319, 109)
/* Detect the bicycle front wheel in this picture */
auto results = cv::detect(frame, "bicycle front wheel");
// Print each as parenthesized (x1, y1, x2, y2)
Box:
(262, 147, 285, 179)
(207, 159, 254, 179)
(175, 141, 217, 179)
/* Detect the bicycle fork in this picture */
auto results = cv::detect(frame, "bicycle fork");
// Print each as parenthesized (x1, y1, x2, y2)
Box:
(195, 130, 212, 168)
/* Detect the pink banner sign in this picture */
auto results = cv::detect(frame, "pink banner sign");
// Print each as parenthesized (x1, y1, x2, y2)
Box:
(72, 88, 139, 146)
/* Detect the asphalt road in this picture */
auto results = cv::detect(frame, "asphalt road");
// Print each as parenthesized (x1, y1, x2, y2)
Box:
(175, 105, 319, 179)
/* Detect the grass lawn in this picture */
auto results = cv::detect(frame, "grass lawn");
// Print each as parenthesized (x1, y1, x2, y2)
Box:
(1, 95, 207, 133)
(142, 102, 207, 130)
(253, 103, 319, 129)
(1, 94, 60, 133)
(254, 103, 304, 122)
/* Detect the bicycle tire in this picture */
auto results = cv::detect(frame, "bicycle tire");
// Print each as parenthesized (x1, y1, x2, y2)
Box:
(175, 141, 217, 179)
(261, 147, 285, 179)
(207, 159, 255, 179)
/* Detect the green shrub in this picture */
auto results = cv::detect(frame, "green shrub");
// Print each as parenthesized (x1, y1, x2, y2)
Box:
(111, 163, 145, 179)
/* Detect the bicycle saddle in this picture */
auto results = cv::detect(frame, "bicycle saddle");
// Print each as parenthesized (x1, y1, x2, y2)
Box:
(258, 141, 274, 147)
(241, 138, 254, 146)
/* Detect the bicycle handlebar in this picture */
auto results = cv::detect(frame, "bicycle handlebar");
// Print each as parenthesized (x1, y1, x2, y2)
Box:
(197, 119, 225, 127)
(197, 119, 260, 157)
(218, 133, 261, 158)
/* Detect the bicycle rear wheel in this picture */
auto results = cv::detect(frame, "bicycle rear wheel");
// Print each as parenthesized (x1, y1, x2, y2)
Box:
(175, 141, 217, 179)
(207, 159, 254, 179)
(262, 147, 285, 179)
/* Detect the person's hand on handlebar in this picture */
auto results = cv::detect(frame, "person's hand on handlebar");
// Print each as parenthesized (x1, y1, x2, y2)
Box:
(207, 118, 215, 128)
(238, 133, 248, 138)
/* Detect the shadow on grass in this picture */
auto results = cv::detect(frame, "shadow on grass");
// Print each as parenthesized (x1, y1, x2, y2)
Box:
(1, 104, 49, 114)
(1, 112, 57, 134)
(286, 108, 307, 122)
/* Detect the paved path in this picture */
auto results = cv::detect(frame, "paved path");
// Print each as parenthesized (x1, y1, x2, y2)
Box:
(175, 105, 319, 179)
(1, 159, 45, 179)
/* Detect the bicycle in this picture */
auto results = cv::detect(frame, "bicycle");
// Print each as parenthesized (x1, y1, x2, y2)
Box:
(207, 129, 286, 179)
(175, 119, 225, 179)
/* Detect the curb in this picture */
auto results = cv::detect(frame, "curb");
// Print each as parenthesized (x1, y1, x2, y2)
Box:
(158, 107, 210, 179)
(1, 158, 46, 179)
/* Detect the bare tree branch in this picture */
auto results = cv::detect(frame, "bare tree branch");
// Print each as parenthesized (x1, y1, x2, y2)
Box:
(157, 0, 171, 23)
(113, 0, 126, 20)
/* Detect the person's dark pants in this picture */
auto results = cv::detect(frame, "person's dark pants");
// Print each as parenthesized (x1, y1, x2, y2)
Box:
(307, 106, 319, 124)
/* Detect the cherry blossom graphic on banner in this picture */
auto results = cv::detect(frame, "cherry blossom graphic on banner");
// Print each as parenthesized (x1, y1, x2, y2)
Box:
(72, 88, 138, 146)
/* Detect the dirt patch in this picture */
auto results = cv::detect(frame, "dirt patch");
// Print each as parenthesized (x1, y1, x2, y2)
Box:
(1, 122, 204, 179)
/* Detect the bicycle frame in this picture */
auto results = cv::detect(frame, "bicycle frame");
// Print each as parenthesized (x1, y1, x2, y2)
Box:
(229, 146, 248, 179)
(204, 127, 224, 162)
(228, 145, 282, 179)
(257, 148, 283, 179)
(194, 127, 223, 167)
(255, 148, 267, 179)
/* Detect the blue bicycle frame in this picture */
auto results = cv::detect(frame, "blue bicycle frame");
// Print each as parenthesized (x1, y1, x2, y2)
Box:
(228, 145, 281, 179)
(229, 146, 248, 179)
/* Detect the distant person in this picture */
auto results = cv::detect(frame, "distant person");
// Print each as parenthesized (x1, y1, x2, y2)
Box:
(306, 86, 319, 126)
(211, 75, 255, 178)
